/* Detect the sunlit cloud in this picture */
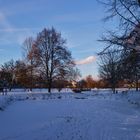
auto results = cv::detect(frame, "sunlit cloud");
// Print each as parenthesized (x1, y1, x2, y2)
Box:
(75, 56, 96, 65)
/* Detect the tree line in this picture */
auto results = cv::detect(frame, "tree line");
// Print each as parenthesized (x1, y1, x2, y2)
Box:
(2, 0, 140, 93)
(98, 0, 140, 92)
(0, 27, 80, 92)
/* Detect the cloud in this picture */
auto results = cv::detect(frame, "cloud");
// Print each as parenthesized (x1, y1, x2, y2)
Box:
(75, 56, 96, 65)
(0, 11, 39, 45)
(0, 28, 37, 45)
(0, 11, 12, 29)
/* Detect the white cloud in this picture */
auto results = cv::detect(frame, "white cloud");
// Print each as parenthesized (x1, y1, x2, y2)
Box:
(0, 11, 39, 45)
(1, 29, 37, 45)
(75, 56, 96, 65)
(0, 11, 13, 29)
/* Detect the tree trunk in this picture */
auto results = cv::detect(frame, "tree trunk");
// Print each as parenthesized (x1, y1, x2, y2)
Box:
(136, 79, 139, 91)
(48, 79, 52, 93)
(112, 80, 116, 94)
(135, 74, 139, 91)
(30, 61, 33, 91)
(48, 87, 51, 93)
(30, 71, 32, 91)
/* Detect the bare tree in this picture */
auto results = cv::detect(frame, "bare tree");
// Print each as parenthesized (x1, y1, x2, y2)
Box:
(33, 27, 76, 93)
(99, 49, 122, 93)
(98, 0, 140, 91)
(23, 37, 38, 91)
(121, 49, 140, 90)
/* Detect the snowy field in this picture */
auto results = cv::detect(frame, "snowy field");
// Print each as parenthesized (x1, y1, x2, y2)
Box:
(0, 89, 140, 140)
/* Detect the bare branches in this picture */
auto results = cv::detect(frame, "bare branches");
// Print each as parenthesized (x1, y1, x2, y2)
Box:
(99, 48, 122, 92)
(98, 0, 140, 90)
(32, 27, 77, 92)
(98, 0, 140, 54)
(100, 0, 140, 31)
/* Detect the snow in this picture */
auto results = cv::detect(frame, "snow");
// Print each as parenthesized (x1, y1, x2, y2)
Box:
(127, 91, 140, 105)
(0, 95, 13, 111)
(0, 89, 140, 140)
(9, 88, 73, 94)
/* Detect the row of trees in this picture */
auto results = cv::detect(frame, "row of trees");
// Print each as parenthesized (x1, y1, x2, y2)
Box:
(99, 48, 140, 92)
(98, 0, 140, 92)
(0, 28, 80, 92)
(77, 75, 118, 89)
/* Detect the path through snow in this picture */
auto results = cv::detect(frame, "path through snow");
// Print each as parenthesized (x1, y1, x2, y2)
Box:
(0, 93, 140, 140)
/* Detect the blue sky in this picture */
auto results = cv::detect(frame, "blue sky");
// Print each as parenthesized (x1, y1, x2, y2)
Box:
(0, 0, 114, 79)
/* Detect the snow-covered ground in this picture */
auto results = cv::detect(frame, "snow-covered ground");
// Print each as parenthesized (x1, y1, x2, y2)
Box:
(0, 89, 140, 140)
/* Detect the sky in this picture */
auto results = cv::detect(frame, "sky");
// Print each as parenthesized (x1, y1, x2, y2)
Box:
(0, 0, 114, 79)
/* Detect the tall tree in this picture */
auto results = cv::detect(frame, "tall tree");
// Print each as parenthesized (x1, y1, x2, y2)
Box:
(98, 0, 140, 91)
(99, 49, 122, 93)
(33, 27, 76, 93)
(121, 49, 140, 90)
(23, 37, 38, 91)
